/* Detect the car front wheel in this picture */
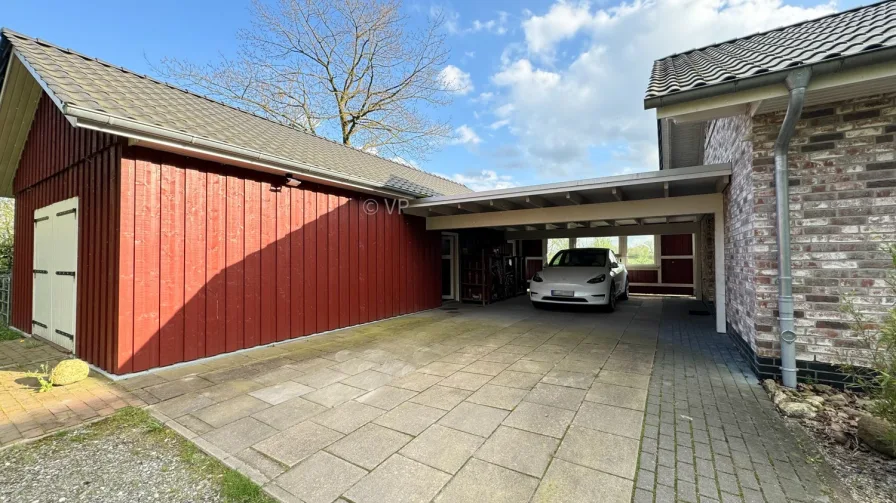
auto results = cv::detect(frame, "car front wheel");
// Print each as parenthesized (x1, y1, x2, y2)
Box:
(619, 280, 629, 301)
(607, 283, 617, 312)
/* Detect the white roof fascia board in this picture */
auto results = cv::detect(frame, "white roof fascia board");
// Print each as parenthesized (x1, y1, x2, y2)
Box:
(408, 163, 731, 208)
(426, 193, 723, 231)
(658, 60, 896, 123)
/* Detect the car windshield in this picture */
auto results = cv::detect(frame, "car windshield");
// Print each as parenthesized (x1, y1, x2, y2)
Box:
(549, 249, 608, 267)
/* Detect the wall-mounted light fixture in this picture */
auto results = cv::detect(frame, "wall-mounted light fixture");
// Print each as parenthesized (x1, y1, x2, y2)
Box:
(284, 175, 302, 188)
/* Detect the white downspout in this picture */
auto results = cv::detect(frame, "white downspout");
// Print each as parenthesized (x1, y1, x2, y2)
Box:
(775, 68, 811, 388)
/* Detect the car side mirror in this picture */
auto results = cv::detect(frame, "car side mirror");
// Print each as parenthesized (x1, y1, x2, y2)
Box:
(610, 262, 618, 269)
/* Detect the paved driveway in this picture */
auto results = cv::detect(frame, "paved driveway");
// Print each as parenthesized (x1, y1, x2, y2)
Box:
(123, 296, 838, 503)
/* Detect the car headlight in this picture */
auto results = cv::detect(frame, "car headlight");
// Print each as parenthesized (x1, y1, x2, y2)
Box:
(586, 274, 606, 284)
(532, 272, 543, 283)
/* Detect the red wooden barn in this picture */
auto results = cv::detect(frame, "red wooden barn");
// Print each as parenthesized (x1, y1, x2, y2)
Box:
(0, 29, 471, 375)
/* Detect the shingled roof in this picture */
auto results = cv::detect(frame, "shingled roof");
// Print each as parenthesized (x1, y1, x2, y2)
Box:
(645, 1, 896, 107)
(0, 29, 471, 197)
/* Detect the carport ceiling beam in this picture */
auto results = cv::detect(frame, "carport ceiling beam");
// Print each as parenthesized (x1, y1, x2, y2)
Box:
(490, 199, 521, 211)
(425, 193, 722, 230)
(429, 206, 459, 216)
(566, 192, 585, 205)
(525, 195, 548, 208)
(505, 222, 700, 240)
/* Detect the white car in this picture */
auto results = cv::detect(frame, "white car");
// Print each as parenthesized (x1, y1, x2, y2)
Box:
(529, 248, 629, 311)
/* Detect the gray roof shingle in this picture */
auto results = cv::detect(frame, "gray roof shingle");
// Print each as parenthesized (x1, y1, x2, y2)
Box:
(1, 29, 471, 197)
(646, 1, 896, 104)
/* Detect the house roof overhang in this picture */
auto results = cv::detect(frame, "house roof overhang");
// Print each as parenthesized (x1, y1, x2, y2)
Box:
(404, 163, 730, 231)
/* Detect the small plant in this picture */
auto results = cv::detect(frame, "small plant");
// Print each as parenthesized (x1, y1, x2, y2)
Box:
(26, 363, 54, 393)
(842, 243, 896, 449)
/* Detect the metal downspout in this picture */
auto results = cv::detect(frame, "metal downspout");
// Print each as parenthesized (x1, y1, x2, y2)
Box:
(775, 68, 811, 388)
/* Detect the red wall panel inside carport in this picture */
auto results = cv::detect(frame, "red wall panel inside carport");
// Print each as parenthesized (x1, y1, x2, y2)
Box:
(117, 147, 442, 374)
(11, 94, 121, 372)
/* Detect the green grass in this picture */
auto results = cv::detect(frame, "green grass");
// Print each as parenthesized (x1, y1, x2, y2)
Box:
(56, 407, 275, 503)
(0, 323, 21, 341)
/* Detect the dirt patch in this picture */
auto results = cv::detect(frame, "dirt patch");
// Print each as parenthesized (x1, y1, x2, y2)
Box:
(0, 407, 273, 503)
(762, 380, 896, 503)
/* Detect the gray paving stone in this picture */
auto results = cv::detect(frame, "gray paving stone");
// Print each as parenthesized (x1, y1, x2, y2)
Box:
(234, 447, 288, 480)
(595, 370, 650, 389)
(356, 385, 418, 410)
(389, 372, 444, 391)
(434, 458, 538, 503)
(303, 382, 367, 407)
(200, 416, 277, 454)
(345, 454, 451, 503)
(419, 361, 466, 376)
(438, 402, 509, 437)
(573, 401, 643, 439)
(399, 424, 484, 474)
(275, 451, 367, 503)
(532, 458, 633, 503)
(540, 370, 595, 389)
(524, 383, 586, 411)
(465, 384, 527, 410)
(251, 396, 328, 430)
(438, 371, 493, 391)
(150, 392, 214, 419)
(506, 359, 554, 374)
(488, 370, 543, 389)
(501, 401, 574, 438)
(341, 370, 395, 391)
(329, 358, 379, 375)
(294, 367, 350, 388)
(410, 385, 472, 411)
(253, 421, 343, 466)
(309, 400, 384, 434)
(462, 360, 510, 376)
(439, 352, 480, 365)
(193, 395, 270, 428)
(146, 375, 214, 400)
(585, 382, 648, 410)
(555, 425, 639, 480)
(325, 423, 412, 469)
(199, 379, 265, 403)
(474, 426, 558, 477)
(477, 352, 521, 364)
(374, 401, 446, 436)
(248, 381, 314, 405)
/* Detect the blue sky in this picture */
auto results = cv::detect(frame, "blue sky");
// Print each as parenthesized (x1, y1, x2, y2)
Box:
(3, 0, 860, 191)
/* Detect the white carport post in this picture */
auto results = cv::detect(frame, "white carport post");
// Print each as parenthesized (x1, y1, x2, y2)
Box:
(714, 199, 726, 334)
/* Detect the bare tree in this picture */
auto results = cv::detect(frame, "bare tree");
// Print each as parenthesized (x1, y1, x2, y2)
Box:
(157, 0, 453, 159)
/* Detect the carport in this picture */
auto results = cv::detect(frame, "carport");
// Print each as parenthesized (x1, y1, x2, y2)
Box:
(403, 164, 731, 334)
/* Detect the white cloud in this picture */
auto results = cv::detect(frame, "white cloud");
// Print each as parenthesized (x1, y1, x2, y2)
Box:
(472, 11, 510, 35)
(489, 119, 510, 130)
(439, 65, 474, 95)
(489, 0, 836, 177)
(444, 170, 516, 191)
(451, 125, 482, 146)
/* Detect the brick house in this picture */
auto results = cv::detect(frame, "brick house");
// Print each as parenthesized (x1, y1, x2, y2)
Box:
(646, 1, 896, 383)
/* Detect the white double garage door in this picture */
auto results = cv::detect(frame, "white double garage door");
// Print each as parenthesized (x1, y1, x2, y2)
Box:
(32, 197, 78, 352)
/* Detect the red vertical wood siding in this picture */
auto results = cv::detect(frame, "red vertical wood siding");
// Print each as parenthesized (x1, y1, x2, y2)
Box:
(12, 94, 120, 372)
(116, 147, 442, 373)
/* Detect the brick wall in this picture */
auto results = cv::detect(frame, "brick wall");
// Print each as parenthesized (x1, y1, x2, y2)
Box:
(704, 115, 756, 351)
(699, 215, 715, 302)
(704, 93, 896, 368)
(751, 93, 896, 367)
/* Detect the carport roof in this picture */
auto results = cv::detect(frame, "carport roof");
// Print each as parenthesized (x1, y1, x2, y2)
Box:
(404, 163, 730, 221)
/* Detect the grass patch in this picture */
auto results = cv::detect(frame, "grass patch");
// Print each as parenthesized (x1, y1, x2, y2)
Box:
(55, 407, 275, 503)
(0, 323, 21, 341)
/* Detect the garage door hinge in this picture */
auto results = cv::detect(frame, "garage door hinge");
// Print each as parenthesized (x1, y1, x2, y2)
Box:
(55, 329, 74, 340)
(56, 271, 75, 276)
(34, 216, 49, 223)
(33, 269, 47, 274)
(56, 208, 76, 217)
(32, 320, 47, 329)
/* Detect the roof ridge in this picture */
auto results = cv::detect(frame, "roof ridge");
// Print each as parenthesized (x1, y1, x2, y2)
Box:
(0, 27, 469, 192)
(653, 0, 893, 62)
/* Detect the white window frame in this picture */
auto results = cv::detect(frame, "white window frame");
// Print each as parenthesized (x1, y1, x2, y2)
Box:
(622, 234, 659, 270)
